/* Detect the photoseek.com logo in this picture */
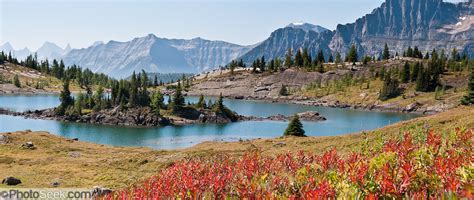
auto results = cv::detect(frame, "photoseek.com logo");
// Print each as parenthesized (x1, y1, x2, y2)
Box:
(0, 188, 94, 199)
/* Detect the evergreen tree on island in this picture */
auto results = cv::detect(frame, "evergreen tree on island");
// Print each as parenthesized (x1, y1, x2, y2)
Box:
(56, 80, 73, 115)
(171, 82, 185, 113)
(283, 114, 306, 137)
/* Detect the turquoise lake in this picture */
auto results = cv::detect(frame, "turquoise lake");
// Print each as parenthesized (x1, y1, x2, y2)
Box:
(0, 94, 421, 149)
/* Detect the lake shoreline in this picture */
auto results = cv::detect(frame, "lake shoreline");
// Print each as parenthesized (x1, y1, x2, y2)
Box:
(189, 94, 441, 115)
(0, 87, 439, 115)
(0, 107, 326, 128)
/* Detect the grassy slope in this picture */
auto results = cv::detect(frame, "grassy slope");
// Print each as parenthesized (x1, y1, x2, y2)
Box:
(0, 62, 83, 92)
(1, 105, 472, 189)
(300, 70, 468, 109)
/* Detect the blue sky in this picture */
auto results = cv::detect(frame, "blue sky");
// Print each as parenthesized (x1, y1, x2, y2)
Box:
(0, 0, 466, 50)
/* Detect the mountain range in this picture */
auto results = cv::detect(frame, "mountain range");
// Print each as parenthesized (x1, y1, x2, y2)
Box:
(1, 0, 472, 78)
(0, 42, 71, 61)
(239, 0, 473, 63)
(62, 34, 254, 78)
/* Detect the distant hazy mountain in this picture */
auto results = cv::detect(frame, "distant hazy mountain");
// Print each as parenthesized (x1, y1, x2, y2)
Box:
(286, 22, 329, 33)
(0, 42, 31, 60)
(36, 42, 71, 60)
(62, 34, 254, 78)
(0, 41, 70, 61)
(240, 0, 473, 63)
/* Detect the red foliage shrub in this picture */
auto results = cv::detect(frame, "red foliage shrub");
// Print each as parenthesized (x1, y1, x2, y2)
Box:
(105, 128, 473, 199)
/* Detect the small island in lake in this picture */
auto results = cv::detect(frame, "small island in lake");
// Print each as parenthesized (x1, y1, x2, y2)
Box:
(0, 70, 326, 127)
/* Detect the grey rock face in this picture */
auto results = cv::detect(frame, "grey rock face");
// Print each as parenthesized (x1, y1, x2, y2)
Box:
(62, 34, 253, 78)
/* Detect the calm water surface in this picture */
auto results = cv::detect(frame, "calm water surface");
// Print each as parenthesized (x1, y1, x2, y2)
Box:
(0, 94, 421, 149)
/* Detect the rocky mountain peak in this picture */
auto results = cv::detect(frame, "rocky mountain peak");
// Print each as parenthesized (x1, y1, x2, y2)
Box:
(286, 22, 330, 33)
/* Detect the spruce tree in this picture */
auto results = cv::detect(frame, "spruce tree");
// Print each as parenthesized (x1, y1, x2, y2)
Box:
(171, 82, 185, 113)
(129, 71, 138, 106)
(56, 80, 73, 115)
(213, 93, 225, 113)
(302, 48, 310, 68)
(379, 74, 400, 100)
(401, 62, 410, 83)
(279, 85, 288, 96)
(328, 54, 334, 63)
(318, 63, 324, 73)
(461, 65, 474, 105)
(295, 49, 303, 67)
(150, 91, 164, 115)
(196, 94, 206, 109)
(13, 74, 21, 87)
(383, 43, 390, 60)
(335, 52, 342, 64)
(283, 114, 305, 137)
(411, 62, 421, 82)
(347, 44, 358, 64)
(316, 49, 325, 64)
(284, 48, 293, 68)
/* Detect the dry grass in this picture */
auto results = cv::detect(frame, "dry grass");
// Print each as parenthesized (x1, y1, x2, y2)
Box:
(300, 71, 469, 109)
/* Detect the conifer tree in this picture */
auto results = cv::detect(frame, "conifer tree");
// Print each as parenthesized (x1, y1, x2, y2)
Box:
(379, 74, 400, 100)
(260, 56, 266, 72)
(279, 85, 288, 96)
(335, 52, 342, 64)
(213, 93, 225, 113)
(150, 91, 164, 115)
(383, 43, 390, 60)
(461, 65, 474, 105)
(318, 63, 324, 73)
(295, 49, 303, 67)
(129, 71, 138, 106)
(347, 44, 358, 64)
(302, 48, 310, 67)
(328, 54, 334, 63)
(196, 94, 206, 109)
(56, 80, 73, 115)
(284, 48, 293, 68)
(13, 74, 21, 87)
(316, 49, 325, 64)
(283, 114, 305, 137)
(401, 62, 410, 83)
(171, 82, 185, 113)
(411, 62, 421, 82)
(153, 74, 158, 87)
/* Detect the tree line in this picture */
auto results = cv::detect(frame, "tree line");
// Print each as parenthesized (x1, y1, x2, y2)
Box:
(0, 51, 113, 88)
(225, 43, 470, 76)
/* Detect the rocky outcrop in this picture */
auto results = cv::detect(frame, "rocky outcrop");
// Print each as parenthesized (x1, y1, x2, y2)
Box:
(4, 106, 245, 127)
(16, 107, 170, 127)
(2, 177, 22, 186)
(242, 111, 326, 122)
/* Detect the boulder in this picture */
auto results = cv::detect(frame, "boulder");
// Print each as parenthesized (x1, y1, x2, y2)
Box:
(21, 141, 36, 150)
(0, 134, 9, 144)
(297, 111, 327, 121)
(91, 186, 112, 197)
(273, 142, 286, 147)
(51, 181, 60, 187)
(405, 102, 421, 112)
(2, 176, 21, 185)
